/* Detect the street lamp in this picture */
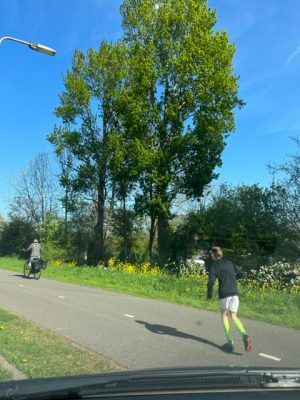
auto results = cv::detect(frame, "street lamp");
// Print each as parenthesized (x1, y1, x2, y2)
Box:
(0, 36, 56, 56)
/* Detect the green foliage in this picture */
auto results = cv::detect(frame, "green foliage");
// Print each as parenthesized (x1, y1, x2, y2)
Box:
(0, 217, 37, 257)
(203, 184, 282, 257)
(110, 208, 138, 261)
(40, 212, 62, 245)
(49, 0, 243, 265)
(0, 214, 4, 232)
(170, 210, 207, 260)
(38, 212, 69, 261)
(119, 0, 243, 263)
(48, 42, 129, 263)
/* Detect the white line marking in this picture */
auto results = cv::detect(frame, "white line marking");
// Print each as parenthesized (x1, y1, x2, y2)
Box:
(123, 314, 135, 318)
(58, 296, 65, 299)
(18, 285, 24, 287)
(259, 353, 281, 362)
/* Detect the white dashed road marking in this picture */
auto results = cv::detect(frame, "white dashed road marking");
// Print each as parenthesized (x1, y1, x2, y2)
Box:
(58, 296, 65, 299)
(259, 353, 281, 362)
(124, 314, 135, 318)
(18, 285, 24, 287)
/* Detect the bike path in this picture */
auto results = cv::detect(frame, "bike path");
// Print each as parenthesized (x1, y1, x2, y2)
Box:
(0, 268, 299, 370)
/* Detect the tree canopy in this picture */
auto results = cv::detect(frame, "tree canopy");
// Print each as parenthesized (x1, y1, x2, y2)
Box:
(48, 0, 243, 264)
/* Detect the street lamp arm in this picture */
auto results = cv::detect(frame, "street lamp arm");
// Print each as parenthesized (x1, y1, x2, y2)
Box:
(0, 36, 56, 56)
(0, 36, 31, 45)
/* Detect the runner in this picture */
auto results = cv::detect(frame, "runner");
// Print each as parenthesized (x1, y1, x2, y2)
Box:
(207, 246, 252, 352)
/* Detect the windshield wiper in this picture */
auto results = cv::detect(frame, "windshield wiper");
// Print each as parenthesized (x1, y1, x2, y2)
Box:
(261, 372, 300, 388)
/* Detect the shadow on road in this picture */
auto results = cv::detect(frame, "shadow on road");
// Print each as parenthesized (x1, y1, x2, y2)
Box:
(13, 274, 27, 279)
(12, 274, 34, 280)
(135, 320, 243, 356)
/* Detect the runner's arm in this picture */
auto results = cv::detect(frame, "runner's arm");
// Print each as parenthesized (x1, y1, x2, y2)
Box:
(207, 267, 216, 299)
(234, 264, 243, 279)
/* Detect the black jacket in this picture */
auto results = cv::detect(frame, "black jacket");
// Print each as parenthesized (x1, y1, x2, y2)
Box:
(207, 258, 243, 300)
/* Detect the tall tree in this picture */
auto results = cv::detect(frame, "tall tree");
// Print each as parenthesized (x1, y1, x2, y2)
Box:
(268, 137, 300, 259)
(0, 214, 4, 233)
(9, 152, 57, 230)
(0, 217, 37, 257)
(119, 0, 243, 264)
(57, 148, 77, 245)
(49, 42, 127, 264)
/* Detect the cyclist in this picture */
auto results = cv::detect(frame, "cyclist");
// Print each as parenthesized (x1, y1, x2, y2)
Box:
(27, 239, 41, 271)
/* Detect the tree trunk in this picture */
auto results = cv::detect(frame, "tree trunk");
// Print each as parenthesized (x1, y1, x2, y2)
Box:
(89, 105, 109, 265)
(122, 195, 129, 260)
(89, 180, 105, 265)
(64, 186, 69, 244)
(157, 214, 169, 266)
(149, 216, 156, 261)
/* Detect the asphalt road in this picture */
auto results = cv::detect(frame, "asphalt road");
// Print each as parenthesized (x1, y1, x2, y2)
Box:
(0, 268, 299, 370)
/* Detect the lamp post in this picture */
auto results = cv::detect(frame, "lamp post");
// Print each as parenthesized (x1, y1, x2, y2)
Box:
(0, 36, 56, 56)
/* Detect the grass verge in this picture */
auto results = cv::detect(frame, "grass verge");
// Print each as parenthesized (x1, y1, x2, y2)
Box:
(0, 307, 120, 379)
(0, 256, 299, 330)
(0, 366, 13, 382)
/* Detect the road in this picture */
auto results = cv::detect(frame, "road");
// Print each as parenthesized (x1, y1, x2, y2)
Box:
(0, 268, 299, 370)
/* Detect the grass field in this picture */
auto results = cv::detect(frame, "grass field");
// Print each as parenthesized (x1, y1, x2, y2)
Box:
(0, 256, 299, 330)
(0, 307, 119, 380)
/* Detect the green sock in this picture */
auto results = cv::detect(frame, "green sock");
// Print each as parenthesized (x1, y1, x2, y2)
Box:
(233, 318, 246, 336)
(222, 319, 233, 343)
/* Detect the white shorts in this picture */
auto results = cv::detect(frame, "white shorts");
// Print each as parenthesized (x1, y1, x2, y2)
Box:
(220, 295, 239, 312)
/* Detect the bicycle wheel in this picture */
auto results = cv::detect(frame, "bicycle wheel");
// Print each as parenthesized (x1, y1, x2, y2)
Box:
(33, 268, 41, 280)
(23, 261, 31, 278)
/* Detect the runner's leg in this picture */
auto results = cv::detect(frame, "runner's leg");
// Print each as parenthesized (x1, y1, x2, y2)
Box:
(221, 309, 233, 345)
(231, 311, 252, 352)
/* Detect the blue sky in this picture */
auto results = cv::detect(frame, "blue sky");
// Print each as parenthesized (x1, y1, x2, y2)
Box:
(0, 0, 300, 217)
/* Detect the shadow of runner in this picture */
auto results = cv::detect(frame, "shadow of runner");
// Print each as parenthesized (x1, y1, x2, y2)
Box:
(135, 320, 242, 356)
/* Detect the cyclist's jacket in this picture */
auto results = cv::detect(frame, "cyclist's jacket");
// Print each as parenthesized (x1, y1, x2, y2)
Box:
(207, 258, 243, 300)
(28, 242, 41, 258)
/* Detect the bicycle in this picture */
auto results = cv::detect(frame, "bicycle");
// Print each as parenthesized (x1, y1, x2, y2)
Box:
(23, 257, 47, 280)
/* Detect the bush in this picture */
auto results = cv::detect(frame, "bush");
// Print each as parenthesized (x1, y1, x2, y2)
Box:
(179, 259, 207, 278)
(41, 244, 70, 262)
(242, 261, 300, 290)
(104, 258, 161, 276)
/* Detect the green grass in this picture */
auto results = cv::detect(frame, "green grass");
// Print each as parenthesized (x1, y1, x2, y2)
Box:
(0, 307, 120, 379)
(0, 366, 13, 381)
(0, 256, 299, 330)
